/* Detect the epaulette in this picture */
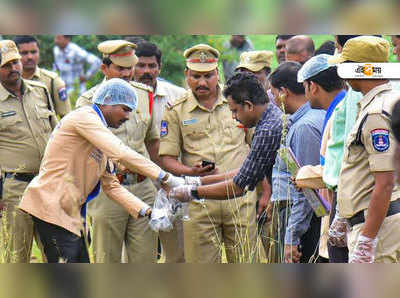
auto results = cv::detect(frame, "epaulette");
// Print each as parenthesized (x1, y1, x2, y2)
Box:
(80, 85, 98, 100)
(130, 81, 153, 93)
(24, 79, 48, 90)
(39, 68, 58, 80)
(166, 92, 189, 110)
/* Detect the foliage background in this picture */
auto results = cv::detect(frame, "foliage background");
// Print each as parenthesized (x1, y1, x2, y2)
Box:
(3, 34, 397, 106)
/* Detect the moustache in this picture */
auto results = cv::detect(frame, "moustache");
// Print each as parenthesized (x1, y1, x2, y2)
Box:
(196, 86, 209, 91)
(9, 71, 20, 77)
(140, 74, 153, 80)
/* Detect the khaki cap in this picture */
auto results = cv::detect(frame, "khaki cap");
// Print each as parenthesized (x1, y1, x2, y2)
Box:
(98, 40, 138, 67)
(295, 165, 325, 189)
(0, 40, 21, 67)
(184, 44, 220, 72)
(236, 50, 273, 72)
(328, 36, 389, 64)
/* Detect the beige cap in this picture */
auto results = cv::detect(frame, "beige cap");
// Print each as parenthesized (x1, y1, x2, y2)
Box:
(236, 50, 273, 72)
(0, 40, 21, 67)
(184, 44, 220, 72)
(98, 40, 138, 67)
(328, 35, 389, 64)
(295, 165, 325, 189)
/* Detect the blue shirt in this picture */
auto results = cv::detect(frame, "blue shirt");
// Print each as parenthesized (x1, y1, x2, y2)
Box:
(233, 102, 283, 191)
(271, 102, 325, 245)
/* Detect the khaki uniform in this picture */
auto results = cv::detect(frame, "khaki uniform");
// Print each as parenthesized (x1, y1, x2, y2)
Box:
(29, 67, 71, 118)
(152, 79, 187, 263)
(76, 81, 160, 263)
(160, 89, 258, 263)
(338, 83, 400, 263)
(0, 79, 57, 262)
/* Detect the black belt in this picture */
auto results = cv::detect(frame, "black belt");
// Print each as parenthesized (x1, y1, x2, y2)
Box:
(5, 172, 36, 183)
(349, 199, 400, 227)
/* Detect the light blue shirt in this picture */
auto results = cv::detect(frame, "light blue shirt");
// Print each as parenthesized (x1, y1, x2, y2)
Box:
(271, 102, 325, 245)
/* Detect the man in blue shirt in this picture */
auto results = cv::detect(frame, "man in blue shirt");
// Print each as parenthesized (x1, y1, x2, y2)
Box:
(269, 62, 326, 263)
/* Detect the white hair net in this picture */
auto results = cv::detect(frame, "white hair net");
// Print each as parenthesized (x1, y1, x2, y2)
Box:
(298, 54, 335, 83)
(93, 78, 138, 110)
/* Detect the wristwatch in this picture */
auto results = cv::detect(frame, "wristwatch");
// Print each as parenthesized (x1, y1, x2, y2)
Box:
(190, 186, 200, 200)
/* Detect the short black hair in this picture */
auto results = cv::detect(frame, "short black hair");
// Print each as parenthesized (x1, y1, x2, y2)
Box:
(269, 61, 305, 95)
(336, 35, 361, 47)
(14, 35, 39, 48)
(305, 66, 344, 92)
(135, 41, 162, 66)
(276, 35, 294, 42)
(223, 72, 268, 105)
(63, 35, 73, 40)
(315, 40, 335, 55)
(102, 57, 112, 66)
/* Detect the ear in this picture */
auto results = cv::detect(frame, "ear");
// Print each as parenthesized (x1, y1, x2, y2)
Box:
(100, 64, 108, 76)
(309, 81, 318, 94)
(280, 87, 289, 100)
(244, 100, 254, 111)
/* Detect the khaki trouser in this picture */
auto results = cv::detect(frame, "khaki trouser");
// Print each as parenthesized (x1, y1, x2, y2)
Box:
(88, 178, 158, 263)
(159, 219, 185, 263)
(183, 191, 258, 263)
(348, 211, 400, 263)
(1, 177, 34, 263)
(258, 208, 279, 263)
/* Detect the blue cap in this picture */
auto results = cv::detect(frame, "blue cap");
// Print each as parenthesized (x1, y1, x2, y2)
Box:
(297, 54, 335, 83)
(93, 78, 138, 110)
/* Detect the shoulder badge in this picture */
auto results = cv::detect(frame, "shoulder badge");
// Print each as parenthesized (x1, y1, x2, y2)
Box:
(160, 120, 168, 137)
(371, 129, 390, 152)
(58, 87, 68, 101)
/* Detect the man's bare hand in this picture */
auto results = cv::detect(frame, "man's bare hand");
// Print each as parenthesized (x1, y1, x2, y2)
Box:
(284, 244, 302, 263)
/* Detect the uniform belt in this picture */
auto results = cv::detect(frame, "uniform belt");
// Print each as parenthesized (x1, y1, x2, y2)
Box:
(117, 173, 146, 185)
(349, 199, 400, 227)
(5, 172, 36, 183)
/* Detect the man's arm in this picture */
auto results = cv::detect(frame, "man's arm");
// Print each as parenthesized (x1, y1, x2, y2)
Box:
(197, 179, 245, 200)
(145, 139, 161, 166)
(161, 155, 216, 177)
(362, 171, 393, 238)
(200, 169, 239, 185)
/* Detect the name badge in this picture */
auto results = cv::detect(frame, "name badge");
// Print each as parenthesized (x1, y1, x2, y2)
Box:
(182, 118, 198, 126)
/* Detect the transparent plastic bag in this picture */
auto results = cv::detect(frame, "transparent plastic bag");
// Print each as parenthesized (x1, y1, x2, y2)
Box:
(149, 189, 184, 232)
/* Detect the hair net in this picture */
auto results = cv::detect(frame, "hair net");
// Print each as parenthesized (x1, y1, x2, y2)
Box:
(93, 78, 138, 110)
(297, 54, 334, 83)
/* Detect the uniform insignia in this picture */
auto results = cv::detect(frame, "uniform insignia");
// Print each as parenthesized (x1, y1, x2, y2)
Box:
(1, 111, 16, 118)
(182, 118, 198, 126)
(58, 87, 67, 101)
(371, 129, 390, 152)
(160, 120, 168, 137)
(199, 52, 207, 63)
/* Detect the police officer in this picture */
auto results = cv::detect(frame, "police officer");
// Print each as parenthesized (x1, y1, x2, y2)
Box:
(159, 44, 258, 263)
(0, 40, 57, 262)
(75, 40, 160, 263)
(14, 35, 71, 118)
(133, 41, 186, 263)
(329, 36, 400, 263)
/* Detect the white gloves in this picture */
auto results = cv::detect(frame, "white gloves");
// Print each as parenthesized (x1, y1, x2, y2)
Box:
(328, 213, 350, 247)
(349, 235, 378, 263)
(184, 176, 202, 186)
(168, 185, 196, 203)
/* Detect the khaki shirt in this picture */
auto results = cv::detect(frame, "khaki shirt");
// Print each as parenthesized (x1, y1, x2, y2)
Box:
(30, 67, 71, 118)
(152, 79, 186, 130)
(19, 106, 163, 236)
(159, 89, 249, 172)
(338, 83, 400, 218)
(0, 79, 57, 174)
(76, 81, 159, 157)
